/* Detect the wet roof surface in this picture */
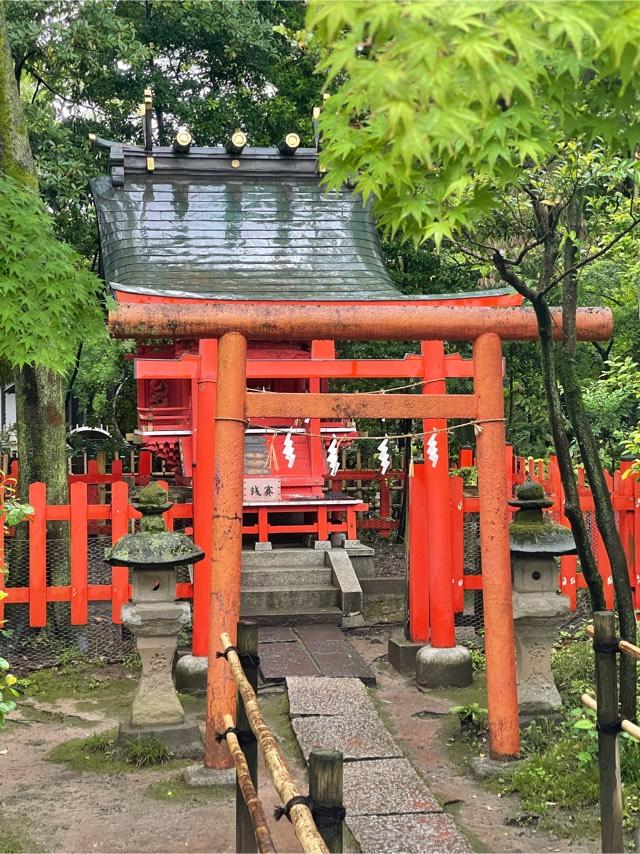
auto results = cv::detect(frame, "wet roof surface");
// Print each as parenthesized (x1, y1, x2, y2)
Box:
(92, 173, 404, 301)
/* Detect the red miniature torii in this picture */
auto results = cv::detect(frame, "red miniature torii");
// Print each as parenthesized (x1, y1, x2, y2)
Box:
(110, 301, 613, 765)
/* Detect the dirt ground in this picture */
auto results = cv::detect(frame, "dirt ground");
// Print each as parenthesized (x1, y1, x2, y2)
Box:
(0, 675, 306, 854)
(0, 629, 599, 854)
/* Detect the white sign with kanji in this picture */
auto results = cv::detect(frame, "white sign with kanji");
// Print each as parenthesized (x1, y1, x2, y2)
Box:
(243, 478, 281, 503)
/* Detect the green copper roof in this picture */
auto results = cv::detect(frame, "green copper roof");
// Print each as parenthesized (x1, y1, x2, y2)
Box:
(92, 170, 404, 301)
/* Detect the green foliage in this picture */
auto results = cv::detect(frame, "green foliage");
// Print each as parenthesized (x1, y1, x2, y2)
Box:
(123, 735, 172, 767)
(450, 702, 488, 740)
(0, 174, 103, 370)
(309, 0, 640, 245)
(449, 466, 478, 487)
(0, 472, 32, 729)
(498, 633, 640, 830)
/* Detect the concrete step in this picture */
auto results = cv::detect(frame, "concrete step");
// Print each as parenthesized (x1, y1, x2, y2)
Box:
(241, 549, 327, 569)
(240, 606, 343, 626)
(242, 567, 333, 586)
(241, 585, 339, 611)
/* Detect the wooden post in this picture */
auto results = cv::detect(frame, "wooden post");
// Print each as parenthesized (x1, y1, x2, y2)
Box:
(192, 338, 217, 657)
(421, 340, 455, 647)
(593, 611, 624, 854)
(205, 331, 247, 769)
(473, 333, 520, 758)
(236, 620, 259, 854)
(308, 749, 344, 853)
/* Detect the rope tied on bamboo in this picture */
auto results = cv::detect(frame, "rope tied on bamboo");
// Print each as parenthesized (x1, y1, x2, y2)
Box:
(592, 638, 621, 655)
(274, 795, 347, 829)
(597, 719, 623, 735)
(214, 725, 255, 746)
(216, 646, 261, 670)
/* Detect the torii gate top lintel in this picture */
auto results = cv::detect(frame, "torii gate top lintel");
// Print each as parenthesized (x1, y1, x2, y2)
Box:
(109, 302, 612, 344)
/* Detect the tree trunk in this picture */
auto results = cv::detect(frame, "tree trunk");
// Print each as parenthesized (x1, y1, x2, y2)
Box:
(1, 3, 70, 606)
(560, 199, 636, 719)
(532, 295, 606, 610)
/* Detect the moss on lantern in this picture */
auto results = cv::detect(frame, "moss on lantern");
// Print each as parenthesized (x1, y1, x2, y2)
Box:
(106, 483, 204, 569)
(509, 479, 576, 556)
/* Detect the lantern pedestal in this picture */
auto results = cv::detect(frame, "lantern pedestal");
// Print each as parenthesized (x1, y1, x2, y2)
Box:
(122, 599, 190, 727)
(106, 483, 205, 759)
(509, 480, 575, 718)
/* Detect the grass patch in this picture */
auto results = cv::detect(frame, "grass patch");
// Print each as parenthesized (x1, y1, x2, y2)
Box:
(24, 662, 136, 715)
(145, 777, 230, 804)
(493, 629, 640, 837)
(46, 730, 186, 774)
(15, 703, 83, 726)
(259, 690, 304, 765)
(0, 815, 41, 853)
(123, 735, 171, 767)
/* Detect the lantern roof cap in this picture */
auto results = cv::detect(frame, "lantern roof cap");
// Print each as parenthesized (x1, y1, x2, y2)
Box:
(106, 482, 204, 569)
(509, 478, 577, 556)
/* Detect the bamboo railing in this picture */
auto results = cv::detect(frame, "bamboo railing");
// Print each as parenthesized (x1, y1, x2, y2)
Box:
(220, 630, 330, 854)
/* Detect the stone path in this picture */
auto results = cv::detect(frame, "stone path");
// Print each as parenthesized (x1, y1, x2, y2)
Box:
(259, 624, 375, 684)
(286, 676, 472, 853)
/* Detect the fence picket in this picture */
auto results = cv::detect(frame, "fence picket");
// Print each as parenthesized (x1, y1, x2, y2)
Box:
(28, 482, 47, 627)
(111, 481, 130, 623)
(449, 475, 465, 612)
(70, 482, 89, 624)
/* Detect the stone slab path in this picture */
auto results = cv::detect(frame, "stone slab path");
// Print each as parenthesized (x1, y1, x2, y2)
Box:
(286, 676, 472, 853)
(259, 624, 375, 684)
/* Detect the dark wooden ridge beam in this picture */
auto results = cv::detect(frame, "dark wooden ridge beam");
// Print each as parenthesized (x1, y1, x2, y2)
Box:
(109, 303, 613, 343)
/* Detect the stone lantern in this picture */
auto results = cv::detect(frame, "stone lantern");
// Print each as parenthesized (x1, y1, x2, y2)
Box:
(509, 479, 576, 717)
(106, 482, 204, 756)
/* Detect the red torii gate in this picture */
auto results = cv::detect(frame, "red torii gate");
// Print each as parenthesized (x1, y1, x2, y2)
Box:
(111, 302, 612, 764)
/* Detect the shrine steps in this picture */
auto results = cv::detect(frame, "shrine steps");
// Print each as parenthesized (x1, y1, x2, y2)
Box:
(239, 547, 362, 626)
(240, 606, 343, 626)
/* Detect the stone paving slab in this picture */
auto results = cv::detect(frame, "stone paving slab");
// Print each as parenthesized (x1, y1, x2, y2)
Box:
(258, 627, 298, 644)
(286, 676, 371, 716)
(347, 813, 473, 853)
(294, 625, 375, 683)
(286, 675, 471, 853)
(292, 712, 401, 761)
(258, 625, 375, 683)
(259, 641, 319, 681)
(343, 758, 441, 815)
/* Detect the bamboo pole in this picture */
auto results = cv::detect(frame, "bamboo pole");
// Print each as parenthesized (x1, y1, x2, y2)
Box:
(236, 621, 259, 854)
(586, 623, 640, 662)
(221, 713, 276, 854)
(220, 632, 330, 854)
(581, 694, 640, 740)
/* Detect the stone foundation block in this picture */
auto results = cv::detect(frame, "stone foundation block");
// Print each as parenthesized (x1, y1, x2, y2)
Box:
(388, 635, 423, 675)
(117, 719, 203, 760)
(183, 764, 236, 787)
(174, 653, 207, 694)
(416, 644, 473, 689)
(314, 540, 331, 550)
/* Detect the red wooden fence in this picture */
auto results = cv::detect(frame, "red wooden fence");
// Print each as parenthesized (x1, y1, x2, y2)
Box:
(3, 452, 639, 632)
(0, 480, 365, 629)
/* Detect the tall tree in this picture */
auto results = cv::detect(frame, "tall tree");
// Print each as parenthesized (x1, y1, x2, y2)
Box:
(308, 0, 640, 716)
(0, 0, 102, 560)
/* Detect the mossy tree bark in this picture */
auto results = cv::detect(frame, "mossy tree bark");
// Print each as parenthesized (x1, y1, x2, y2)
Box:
(493, 194, 637, 720)
(0, 2, 70, 593)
